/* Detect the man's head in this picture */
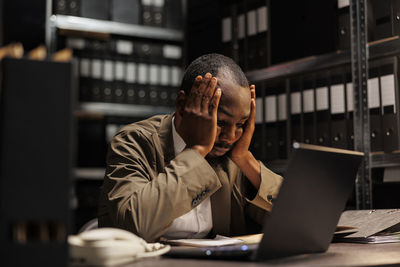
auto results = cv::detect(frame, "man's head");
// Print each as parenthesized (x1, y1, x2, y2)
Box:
(176, 53, 252, 157)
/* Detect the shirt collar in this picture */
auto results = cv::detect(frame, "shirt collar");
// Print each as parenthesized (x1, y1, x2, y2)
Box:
(172, 116, 186, 156)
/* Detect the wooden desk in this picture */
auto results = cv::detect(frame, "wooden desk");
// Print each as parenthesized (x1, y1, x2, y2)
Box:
(130, 242, 400, 266)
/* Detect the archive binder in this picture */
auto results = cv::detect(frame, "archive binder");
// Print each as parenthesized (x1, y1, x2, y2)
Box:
(315, 78, 331, 147)
(380, 62, 399, 152)
(368, 67, 384, 152)
(346, 79, 355, 150)
(290, 84, 302, 145)
(302, 79, 315, 144)
(330, 75, 347, 149)
(111, 0, 140, 25)
(264, 93, 279, 160)
(277, 93, 288, 159)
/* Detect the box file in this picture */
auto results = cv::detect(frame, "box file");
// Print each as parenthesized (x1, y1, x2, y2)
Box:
(316, 80, 331, 147)
(277, 93, 288, 159)
(346, 81, 355, 150)
(251, 95, 264, 161)
(368, 68, 384, 152)
(111, 0, 140, 24)
(302, 84, 315, 145)
(164, 0, 183, 29)
(330, 75, 348, 149)
(80, 0, 109, 20)
(264, 93, 279, 160)
(371, 0, 400, 41)
(380, 62, 399, 152)
(290, 86, 302, 145)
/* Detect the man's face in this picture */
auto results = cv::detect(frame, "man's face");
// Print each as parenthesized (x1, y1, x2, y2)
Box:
(208, 75, 251, 157)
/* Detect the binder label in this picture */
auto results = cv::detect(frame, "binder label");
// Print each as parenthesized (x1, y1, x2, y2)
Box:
(115, 61, 125, 81)
(80, 58, 90, 77)
(91, 59, 102, 79)
(222, 17, 232, 42)
(278, 94, 287, 120)
(346, 82, 354, 112)
(149, 64, 160, 85)
(247, 10, 257, 36)
(291, 92, 301, 114)
(163, 45, 182, 59)
(103, 60, 114, 81)
(257, 6, 268, 33)
(255, 97, 263, 124)
(303, 89, 314, 113)
(126, 62, 137, 83)
(316, 86, 329, 110)
(338, 0, 350, 9)
(138, 63, 149, 84)
(116, 40, 133, 55)
(381, 74, 396, 109)
(238, 14, 245, 39)
(330, 84, 345, 114)
(368, 77, 380, 109)
(265, 95, 277, 122)
(160, 65, 170, 86)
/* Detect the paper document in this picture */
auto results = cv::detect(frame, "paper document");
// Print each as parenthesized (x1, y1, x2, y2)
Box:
(166, 235, 243, 247)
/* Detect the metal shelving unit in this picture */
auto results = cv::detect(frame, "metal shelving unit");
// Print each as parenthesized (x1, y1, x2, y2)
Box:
(246, 0, 400, 209)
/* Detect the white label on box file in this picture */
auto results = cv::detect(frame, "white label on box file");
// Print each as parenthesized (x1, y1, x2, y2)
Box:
(238, 14, 245, 39)
(80, 58, 90, 77)
(346, 82, 354, 112)
(302, 89, 314, 113)
(115, 61, 125, 81)
(149, 64, 159, 85)
(171, 66, 182, 87)
(338, 0, 350, 8)
(278, 93, 287, 120)
(380, 74, 396, 109)
(67, 38, 85, 50)
(291, 92, 301, 114)
(91, 59, 102, 79)
(222, 17, 232, 42)
(255, 97, 263, 124)
(126, 63, 137, 83)
(316, 86, 329, 110)
(138, 64, 148, 84)
(142, 0, 152, 6)
(116, 40, 133, 55)
(160, 65, 170, 86)
(247, 10, 257, 36)
(257, 6, 268, 33)
(103, 60, 114, 81)
(153, 0, 164, 7)
(330, 84, 345, 114)
(368, 77, 380, 108)
(265, 96, 277, 122)
(163, 45, 182, 59)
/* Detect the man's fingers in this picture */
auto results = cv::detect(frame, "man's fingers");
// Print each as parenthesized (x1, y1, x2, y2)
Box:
(201, 77, 217, 113)
(192, 73, 212, 109)
(185, 75, 203, 107)
(250, 84, 256, 100)
(209, 88, 221, 116)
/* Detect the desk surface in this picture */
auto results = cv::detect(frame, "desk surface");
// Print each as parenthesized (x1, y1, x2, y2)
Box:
(131, 242, 400, 267)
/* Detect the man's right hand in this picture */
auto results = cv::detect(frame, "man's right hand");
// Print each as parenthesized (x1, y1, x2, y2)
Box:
(176, 73, 221, 157)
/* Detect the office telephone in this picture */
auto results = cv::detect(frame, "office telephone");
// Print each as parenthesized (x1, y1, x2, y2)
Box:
(68, 227, 170, 266)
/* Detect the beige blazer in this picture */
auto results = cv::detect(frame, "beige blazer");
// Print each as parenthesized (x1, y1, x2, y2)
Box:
(98, 114, 283, 242)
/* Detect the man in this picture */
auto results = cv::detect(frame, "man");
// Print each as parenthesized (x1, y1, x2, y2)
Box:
(98, 53, 282, 242)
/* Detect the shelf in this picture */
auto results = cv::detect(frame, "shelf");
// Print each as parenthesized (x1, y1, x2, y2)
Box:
(51, 15, 184, 42)
(371, 152, 400, 168)
(74, 168, 105, 180)
(246, 36, 400, 83)
(77, 102, 174, 118)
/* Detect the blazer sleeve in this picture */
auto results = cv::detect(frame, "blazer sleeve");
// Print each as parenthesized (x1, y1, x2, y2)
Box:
(100, 129, 221, 242)
(247, 162, 283, 211)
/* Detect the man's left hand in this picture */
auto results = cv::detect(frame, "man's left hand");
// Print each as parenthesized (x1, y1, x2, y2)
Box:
(230, 85, 256, 164)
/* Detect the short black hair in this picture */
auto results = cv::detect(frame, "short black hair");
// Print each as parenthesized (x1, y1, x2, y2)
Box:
(180, 53, 249, 93)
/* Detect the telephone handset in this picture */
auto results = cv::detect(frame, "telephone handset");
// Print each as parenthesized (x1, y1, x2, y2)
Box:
(68, 227, 170, 266)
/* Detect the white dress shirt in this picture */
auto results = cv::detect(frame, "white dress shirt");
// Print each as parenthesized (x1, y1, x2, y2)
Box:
(163, 117, 213, 239)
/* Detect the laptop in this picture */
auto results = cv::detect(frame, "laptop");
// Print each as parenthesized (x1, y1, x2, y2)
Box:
(164, 142, 364, 261)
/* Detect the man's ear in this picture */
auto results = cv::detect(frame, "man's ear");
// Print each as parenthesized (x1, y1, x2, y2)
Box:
(175, 90, 186, 116)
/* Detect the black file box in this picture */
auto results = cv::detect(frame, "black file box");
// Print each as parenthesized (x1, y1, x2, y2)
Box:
(371, 0, 400, 41)
(80, 0, 109, 20)
(0, 58, 74, 267)
(111, 0, 140, 24)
